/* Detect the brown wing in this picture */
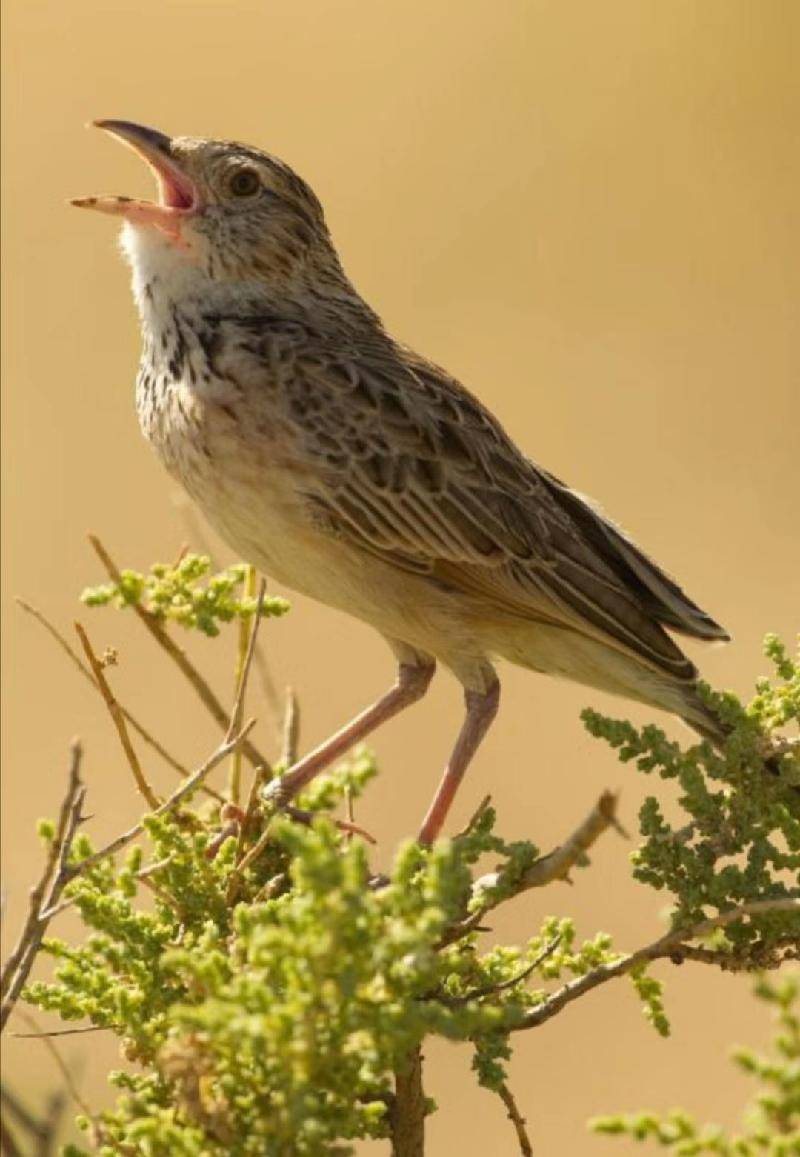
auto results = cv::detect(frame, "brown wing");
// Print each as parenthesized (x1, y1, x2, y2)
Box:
(279, 334, 723, 682)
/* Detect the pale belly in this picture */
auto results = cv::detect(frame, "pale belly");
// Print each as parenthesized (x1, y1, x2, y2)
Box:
(144, 382, 477, 665)
(142, 387, 697, 714)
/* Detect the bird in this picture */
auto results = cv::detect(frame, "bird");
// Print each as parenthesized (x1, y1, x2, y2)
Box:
(73, 120, 731, 845)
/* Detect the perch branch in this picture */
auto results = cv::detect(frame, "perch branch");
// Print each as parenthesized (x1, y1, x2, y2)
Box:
(445, 791, 622, 943)
(88, 534, 270, 772)
(482, 789, 624, 893)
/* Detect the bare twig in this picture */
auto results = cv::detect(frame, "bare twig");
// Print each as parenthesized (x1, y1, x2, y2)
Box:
(283, 804, 377, 845)
(438, 937, 562, 1007)
(39, 720, 256, 896)
(1, 742, 85, 1032)
(15, 598, 224, 799)
(40, 854, 178, 924)
(454, 794, 493, 841)
(253, 872, 287, 903)
(281, 687, 300, 767)
(445, 791, 622, 944)
(230, 820, 274, 881)
(135, 855, 175, 882)
(480, 790, 624, 893)
(87, 534, 270, 772)
(11, 1024, 116, 1038)
(228, 568, 259, 804)
(225, 769, 268, 903)
(496, 1081, 533, 1156)
(252, 645, 285, 739)
(228, 580, 266, 756)
(514, 897, 800, 1033)
(75, 622, 159, 809)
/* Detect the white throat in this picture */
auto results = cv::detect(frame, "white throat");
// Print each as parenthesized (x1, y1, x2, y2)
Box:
(120, 221, 213, 323)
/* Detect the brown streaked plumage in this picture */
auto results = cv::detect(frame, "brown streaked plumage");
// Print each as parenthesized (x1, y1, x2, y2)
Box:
(74, 121, 730, 843)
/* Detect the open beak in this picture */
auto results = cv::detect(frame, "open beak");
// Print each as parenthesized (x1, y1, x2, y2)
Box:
(71, 120, 198, 234)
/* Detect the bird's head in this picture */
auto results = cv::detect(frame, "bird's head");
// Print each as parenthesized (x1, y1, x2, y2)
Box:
(73, 121, 347, 304)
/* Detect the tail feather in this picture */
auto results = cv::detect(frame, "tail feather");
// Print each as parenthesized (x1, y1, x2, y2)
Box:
(679, 693, 731, 748)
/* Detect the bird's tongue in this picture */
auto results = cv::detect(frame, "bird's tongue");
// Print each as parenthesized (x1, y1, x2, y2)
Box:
(70, 194, 189, 230)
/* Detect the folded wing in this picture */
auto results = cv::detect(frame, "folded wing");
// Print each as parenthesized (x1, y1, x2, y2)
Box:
(281, 335, 727, 684)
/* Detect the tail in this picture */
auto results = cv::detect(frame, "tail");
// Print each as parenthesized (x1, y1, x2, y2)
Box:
(679, 688, 792, 784)
(678, 689, 730, 749)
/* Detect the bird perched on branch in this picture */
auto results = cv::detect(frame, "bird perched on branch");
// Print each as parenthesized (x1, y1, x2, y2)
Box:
(74, 120, 730, 844)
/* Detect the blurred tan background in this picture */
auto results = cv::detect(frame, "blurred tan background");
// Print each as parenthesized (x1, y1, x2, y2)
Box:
(2, 1, 798, 1153)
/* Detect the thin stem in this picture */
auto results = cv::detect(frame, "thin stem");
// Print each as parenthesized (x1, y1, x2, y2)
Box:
(225, 768, 268, 905)
(496, 1082, 533, 1156)
(228, 580, 266, 758)
(87, 534, 270, 772)
(228, 566, 258, 803)
(41, 855, 177, 923)
(281, 687, 300, 767)
(15, 598, 220, 796)
(75, 622, 159, 809)
(43, 720, 256, 892)
(438, 937, 561, 1007)
(0, 742, 85, 1032)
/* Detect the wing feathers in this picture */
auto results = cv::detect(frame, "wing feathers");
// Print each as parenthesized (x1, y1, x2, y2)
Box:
(538, 471, 730, 642)
(279, 331, 725, 683)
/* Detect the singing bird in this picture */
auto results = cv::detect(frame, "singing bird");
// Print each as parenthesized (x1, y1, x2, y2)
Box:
(74, 120, 730, 844)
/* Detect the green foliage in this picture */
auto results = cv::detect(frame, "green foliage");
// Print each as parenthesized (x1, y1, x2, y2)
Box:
(590, 971, 800, 1153)
(81, 554, 289, 636)
(24, 768, 624, 1155)
(582, 636, 800, 966)
(18, 570, 800, 1154)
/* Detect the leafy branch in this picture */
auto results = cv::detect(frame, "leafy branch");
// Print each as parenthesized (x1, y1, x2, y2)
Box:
(2, 551, 798, 1155)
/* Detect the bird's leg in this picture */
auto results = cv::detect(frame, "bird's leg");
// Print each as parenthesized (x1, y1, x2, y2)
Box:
(417, 678, 500, 846)
(266, 659, 436, 805)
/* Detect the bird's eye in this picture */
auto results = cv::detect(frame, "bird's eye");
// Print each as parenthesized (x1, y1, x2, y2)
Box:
(228, 168, 261, 198)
